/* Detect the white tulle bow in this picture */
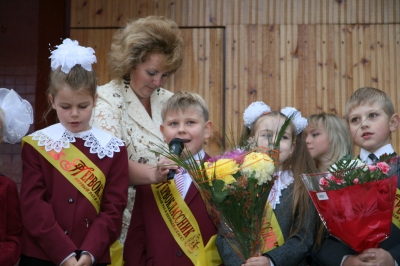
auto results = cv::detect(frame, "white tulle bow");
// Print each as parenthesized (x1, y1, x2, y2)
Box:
(49, 38, 97, 74)
(0, 88, 33, 144)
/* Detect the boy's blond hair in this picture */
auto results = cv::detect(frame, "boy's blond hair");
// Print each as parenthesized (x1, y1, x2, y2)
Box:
(161, 91, 209, 122)
(345, 87, 395, 121)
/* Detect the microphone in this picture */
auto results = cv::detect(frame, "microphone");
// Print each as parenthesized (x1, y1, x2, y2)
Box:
(167, 138, 184, 180)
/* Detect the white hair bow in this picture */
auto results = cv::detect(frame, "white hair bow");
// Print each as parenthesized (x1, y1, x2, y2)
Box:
(49, 38, 97, 74)
(0, 88, 33, 144)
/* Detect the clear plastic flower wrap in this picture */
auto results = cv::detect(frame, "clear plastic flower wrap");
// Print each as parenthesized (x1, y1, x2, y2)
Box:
(301, 154, 399, 252)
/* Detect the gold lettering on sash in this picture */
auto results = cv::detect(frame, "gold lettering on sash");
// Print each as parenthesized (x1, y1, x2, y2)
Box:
(54, 157, 105, 202)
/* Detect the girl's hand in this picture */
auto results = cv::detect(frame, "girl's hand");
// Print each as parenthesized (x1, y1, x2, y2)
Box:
(242, 256, 271, 266)
(61, 256, 77, 266)
(156, 156, 179, 182)
(75, 253, 92, 266)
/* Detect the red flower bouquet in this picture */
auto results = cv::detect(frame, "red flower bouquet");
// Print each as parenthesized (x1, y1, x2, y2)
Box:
(301, 155, 399, 252)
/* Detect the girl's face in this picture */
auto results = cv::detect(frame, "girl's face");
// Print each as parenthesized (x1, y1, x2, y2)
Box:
(304, 122, 330, 161)
(254, 115, 295, 167)
(49, 86, 97, 133)
(129, 53, 171, 100)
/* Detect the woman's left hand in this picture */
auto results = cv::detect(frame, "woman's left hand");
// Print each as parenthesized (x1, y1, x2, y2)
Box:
(242, 256, 271, 266)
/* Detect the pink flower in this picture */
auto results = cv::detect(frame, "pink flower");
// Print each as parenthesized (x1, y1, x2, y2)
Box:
(376, 162, 390, 175)
(353, 178, 359, 184)
(319, 178, 329, 188)
(331, 175, 344, 185)
(368, 165, 377, 171)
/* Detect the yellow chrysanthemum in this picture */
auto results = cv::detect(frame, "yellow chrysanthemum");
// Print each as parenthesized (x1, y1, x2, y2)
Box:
(205, 158, 239, 185)
(241, 152, 275, 185)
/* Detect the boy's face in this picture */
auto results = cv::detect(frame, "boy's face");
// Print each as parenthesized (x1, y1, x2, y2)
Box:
(347, 102, 399, 153)
(160, 107, 212, 157)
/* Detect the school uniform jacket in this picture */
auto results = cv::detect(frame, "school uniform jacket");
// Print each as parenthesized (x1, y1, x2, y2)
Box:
(19, 124, 129, 265)
(123, 155, 220, 266)
(0, 175, 22, 266)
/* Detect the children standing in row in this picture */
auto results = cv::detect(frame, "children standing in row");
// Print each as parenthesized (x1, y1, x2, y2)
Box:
(19, 39, 129, 266)
(0, 88, 33, 266)
(123, 91, 221, 265)
(311, 87, 400, 266)
(216, 101, 318, 266)
(304, 113, 353, 171)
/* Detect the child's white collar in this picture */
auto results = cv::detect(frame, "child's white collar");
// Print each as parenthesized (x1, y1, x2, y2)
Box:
(268, 170, 294, 209)
(29, 123, 124, 159)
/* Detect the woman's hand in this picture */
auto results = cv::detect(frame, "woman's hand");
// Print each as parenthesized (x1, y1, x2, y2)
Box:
(156, 156, 179, 182)
(343, 249, 395, 266)
(242, 256, 271, 266)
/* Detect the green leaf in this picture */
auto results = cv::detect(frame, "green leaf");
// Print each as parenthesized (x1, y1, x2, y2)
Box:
(212, 180, 230, 203)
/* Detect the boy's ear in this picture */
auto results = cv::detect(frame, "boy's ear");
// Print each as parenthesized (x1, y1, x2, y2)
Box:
(160, 124, 165, 137)
(203, 120, 213, 139)
(389, 113, 400, 132)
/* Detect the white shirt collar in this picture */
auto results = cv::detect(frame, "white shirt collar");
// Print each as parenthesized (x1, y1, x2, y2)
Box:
(359, 144, 394, 163)
(30, 123, 125, 159)
(180, 149, 205, 199)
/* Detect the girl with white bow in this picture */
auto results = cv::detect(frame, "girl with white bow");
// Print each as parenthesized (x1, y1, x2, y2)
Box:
(0, 88, 33, 266)
(216, 101, 318, 266)
(18, 39, 129, 266)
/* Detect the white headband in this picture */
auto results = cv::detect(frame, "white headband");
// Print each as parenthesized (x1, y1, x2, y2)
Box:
(243, 101, 307, 135)
(0, 88, 33, 144)
(49, 38, 97, 74)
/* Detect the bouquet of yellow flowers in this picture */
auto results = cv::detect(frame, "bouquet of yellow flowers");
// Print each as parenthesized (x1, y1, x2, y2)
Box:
(156, 116, 294, 261)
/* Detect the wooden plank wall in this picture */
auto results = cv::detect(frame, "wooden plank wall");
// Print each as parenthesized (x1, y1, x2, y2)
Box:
(70, 0, 400, 155)
(225, 24, 400, 151)
(70, 0, 400, 27)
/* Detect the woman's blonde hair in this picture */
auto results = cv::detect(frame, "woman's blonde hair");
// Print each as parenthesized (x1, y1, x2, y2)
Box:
(307, 113, 353, 164)
(109, 16, 184, 82)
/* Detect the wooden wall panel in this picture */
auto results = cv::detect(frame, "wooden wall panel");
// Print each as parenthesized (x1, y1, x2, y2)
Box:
(163, 28, 224, 156)
(70, 28, 224, 156)
(225, 24, 400, 149)
(70, 0, 400, 152)
(70, 29, 116, 86)
(71, 0, 400, 27)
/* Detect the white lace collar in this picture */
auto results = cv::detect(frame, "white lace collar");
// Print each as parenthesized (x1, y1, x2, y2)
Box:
(30, 123, 125, 159)
(268, 170, 294, 209)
